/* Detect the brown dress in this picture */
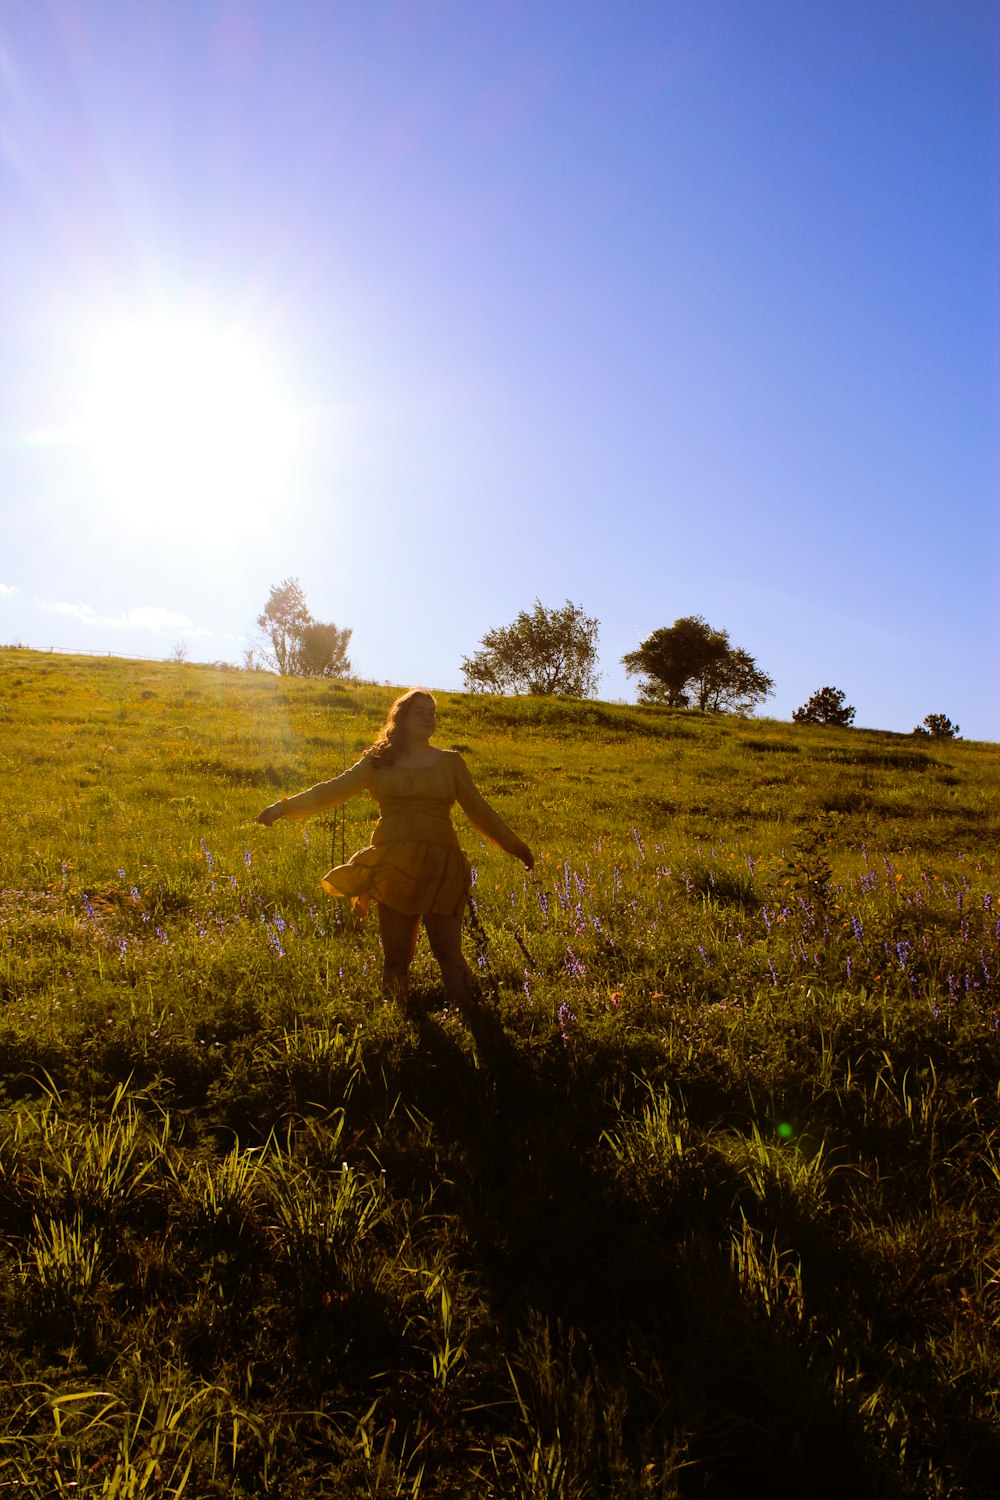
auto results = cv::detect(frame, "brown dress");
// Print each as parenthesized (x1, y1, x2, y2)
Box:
(274, 750, 525, 919)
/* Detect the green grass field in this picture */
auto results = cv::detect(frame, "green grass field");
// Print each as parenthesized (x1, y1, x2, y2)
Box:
(1, 647, 998, 1498)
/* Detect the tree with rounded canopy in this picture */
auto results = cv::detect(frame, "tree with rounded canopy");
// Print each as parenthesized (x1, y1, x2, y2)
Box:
(621, 615, 773, 714)
(461, 599, 600, 697)
(296, 620, 353, 678)
(792, 687, 856, 726)
(256, 578, 352, 678)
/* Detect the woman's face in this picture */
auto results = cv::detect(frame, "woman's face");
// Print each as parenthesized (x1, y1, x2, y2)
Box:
(402, 694, 437, 740)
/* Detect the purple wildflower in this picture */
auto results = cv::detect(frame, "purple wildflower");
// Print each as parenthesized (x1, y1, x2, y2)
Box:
(557, 1001, 576, 1045)
(564, 946, 586, 979)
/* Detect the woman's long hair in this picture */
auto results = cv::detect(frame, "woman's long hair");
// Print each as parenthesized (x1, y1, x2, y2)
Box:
(368, 689, 434, 767)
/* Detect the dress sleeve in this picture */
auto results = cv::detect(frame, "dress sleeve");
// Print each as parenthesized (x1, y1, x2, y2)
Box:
(451, 753, 527, 856)
(275, 757, 373, 820)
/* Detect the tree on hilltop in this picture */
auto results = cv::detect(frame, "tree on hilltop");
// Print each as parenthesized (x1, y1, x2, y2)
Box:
(296, 621, 353, 678)
(461, 599, 600, 697)
(255, 578, 352, 678)
(621, 616, 773, 714)
(700, 645, 775, 714)
(793, 686, 856, 726)
(621, 617, 725, 707)
(913, 713, 960, 740)
(257, 578, 311, 675)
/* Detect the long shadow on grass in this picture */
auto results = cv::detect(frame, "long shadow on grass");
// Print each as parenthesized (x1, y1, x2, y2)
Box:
(364, 993, 895, 1499)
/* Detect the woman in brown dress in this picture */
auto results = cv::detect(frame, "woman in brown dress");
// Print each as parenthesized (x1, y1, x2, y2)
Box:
(258, 689, 534, 1009)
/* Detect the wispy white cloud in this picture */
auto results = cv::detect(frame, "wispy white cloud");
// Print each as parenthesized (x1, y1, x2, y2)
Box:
(44, 600, 210, 635)
(0, 583, 19, 596)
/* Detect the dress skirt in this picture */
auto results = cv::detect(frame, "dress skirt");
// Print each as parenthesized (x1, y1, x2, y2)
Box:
(322, 838, 472, 920)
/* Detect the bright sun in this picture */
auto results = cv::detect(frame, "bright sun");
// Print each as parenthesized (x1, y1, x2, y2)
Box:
(81, 316, 299, 541)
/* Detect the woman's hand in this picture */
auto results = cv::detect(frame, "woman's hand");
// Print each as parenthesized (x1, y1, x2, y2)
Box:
(257, 803, 284, 827)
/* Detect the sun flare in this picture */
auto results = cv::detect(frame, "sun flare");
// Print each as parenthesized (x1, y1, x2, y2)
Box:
(81, 317, 299, 541)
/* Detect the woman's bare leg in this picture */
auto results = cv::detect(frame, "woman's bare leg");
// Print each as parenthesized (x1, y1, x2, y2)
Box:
(424, 913, 477, 1010)
(377, 904, 421, 1006)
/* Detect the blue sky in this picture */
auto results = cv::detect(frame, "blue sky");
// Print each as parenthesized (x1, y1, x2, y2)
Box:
(1, 0, 997, 738)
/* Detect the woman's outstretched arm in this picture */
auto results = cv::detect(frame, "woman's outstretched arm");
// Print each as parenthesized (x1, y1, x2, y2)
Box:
(451, 753, 534, 870)
(258, 757, 373, 826)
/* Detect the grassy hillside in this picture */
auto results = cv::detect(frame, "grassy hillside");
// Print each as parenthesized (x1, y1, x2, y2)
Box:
(1, 647, 998, 1498)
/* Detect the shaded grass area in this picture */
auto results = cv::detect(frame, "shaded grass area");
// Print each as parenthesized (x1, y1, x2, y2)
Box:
(0, 649, 998, 1497)
(2, 979, 999, 1498)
